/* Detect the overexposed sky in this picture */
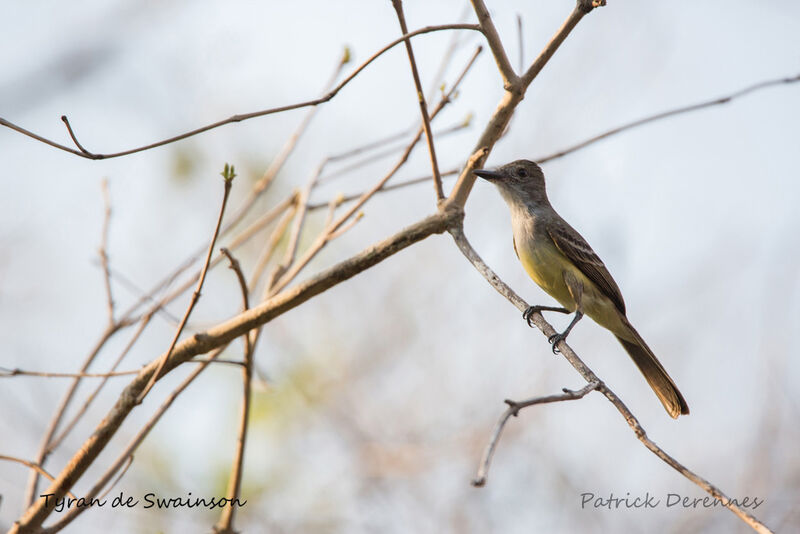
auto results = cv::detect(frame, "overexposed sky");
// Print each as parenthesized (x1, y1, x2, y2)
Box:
(1, 2, 799, 533)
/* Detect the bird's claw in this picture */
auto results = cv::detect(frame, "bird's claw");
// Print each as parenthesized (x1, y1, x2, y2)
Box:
(522, 306, 536, 327)
(548, 332, 566, 354)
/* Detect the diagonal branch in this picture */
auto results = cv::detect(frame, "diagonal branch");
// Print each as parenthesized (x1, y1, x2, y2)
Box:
(470, 0, 517, 87)
(447, 224, 773, 534)
(392, 0, 444, 201)
(11, 208, 462, 533)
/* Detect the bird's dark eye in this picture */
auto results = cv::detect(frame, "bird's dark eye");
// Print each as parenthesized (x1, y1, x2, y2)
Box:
(517, 167, 528, 178)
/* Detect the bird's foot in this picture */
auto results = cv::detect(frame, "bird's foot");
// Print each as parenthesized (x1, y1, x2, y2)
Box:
(522, 305, 569, 328)
(547, 332, 568, 354)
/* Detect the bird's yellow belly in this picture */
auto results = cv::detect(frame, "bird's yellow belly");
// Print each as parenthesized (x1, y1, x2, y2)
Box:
(518, 242, 577, 311)
(518, 242, 630, 337)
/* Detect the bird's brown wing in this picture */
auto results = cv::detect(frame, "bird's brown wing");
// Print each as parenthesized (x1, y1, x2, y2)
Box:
(547, 222, 626, 314)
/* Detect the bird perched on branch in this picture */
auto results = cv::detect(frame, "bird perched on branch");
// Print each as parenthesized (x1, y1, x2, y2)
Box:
(475, 159, 689, 418)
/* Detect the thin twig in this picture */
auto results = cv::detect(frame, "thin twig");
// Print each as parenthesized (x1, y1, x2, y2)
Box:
(269, 47, 482, 295)
(448, 225, 773, 534)
(96, 455, 133, 501)
(99, 179, 115, 323)
(537, 73, 800, 163)
(23, 322, 123, 507)
(0, 25, 480, 160)
(318, 121, 470, 185)
(472, 382, 600, 486)
(46, 314, 153, 455)
(136, 193, 297, 323)
(425, 4, 472, 103)
(328, 212, 364, 240)
(470, 0, 517, 87)
(137, 166, 236, 402)
(112, 52, 341, 327)
(215, 249, 253, 534)
(307, 168, 460, 211)
(0, 367, 140, 379)
(0, 456, 78, 500)
(392, 0, 444, 201)
(249, 203, 298, 293)
(516, 14, 524, 73)
(276, 163, 325, 282)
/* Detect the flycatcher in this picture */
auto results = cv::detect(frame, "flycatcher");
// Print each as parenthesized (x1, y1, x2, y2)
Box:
(475, 159, 689, 418)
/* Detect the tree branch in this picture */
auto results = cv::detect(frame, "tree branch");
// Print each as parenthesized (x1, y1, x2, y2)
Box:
(447, 224, 773, 534)
(0, 24, 480, 160)
(469, 0, 517, 87)
(137, 165, 236, 402)
(392, 0, 444, 201)
(472, 382, 600, 487)
(214, 249, 252, 534)
(537, 72, 800, 163)
(11, 208, 462, 533)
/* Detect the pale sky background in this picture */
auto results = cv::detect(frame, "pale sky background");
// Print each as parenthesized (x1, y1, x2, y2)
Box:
(1, 1, 799, 533)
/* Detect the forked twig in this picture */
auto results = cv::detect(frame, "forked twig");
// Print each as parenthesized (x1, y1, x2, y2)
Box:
(472, 382, 600, 486)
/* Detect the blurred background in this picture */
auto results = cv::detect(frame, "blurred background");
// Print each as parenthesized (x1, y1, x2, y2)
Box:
(1, 1, 799, 532)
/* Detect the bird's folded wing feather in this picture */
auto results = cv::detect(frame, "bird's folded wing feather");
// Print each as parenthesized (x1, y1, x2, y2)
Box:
(547, 223, 626, 314)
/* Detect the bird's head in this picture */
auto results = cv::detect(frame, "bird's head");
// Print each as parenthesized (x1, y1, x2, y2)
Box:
(474, 159, 548, 206)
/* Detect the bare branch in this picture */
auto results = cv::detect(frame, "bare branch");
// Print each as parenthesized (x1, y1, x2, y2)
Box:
(0, 456, 78, 500)
(392, 0, 444, 201)
(98, 179, 114, 324)
(318, 120, 470, 185)
(0, 367, 139, 379)
(96, 455, 133, 501)
(516, 14, 524, 72)
(519, 1, 602, 87)
(307, 168, 460, 211)
(448, 225, 773, 533)
(249, 202, 298, 293)
(138, 166, 236, 402)
(470, 0, 517, 87)
(0, 25, 480, 160)
(328, 211, 364, 240)
(537, 72, 800, 163)
(215, 248, 252, 534)
(13, 208, 462, 532)
(46, 314, 153, 455)
(472, 382, 600, 487)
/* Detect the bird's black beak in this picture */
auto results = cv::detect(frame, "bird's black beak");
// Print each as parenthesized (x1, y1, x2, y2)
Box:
(473, 168, 504, 181)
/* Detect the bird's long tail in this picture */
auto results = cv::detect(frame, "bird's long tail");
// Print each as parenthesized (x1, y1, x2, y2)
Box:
(615, 322, 689, 418)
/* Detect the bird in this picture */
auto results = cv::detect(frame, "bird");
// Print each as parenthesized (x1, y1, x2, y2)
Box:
(474, 159, 689, 418)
